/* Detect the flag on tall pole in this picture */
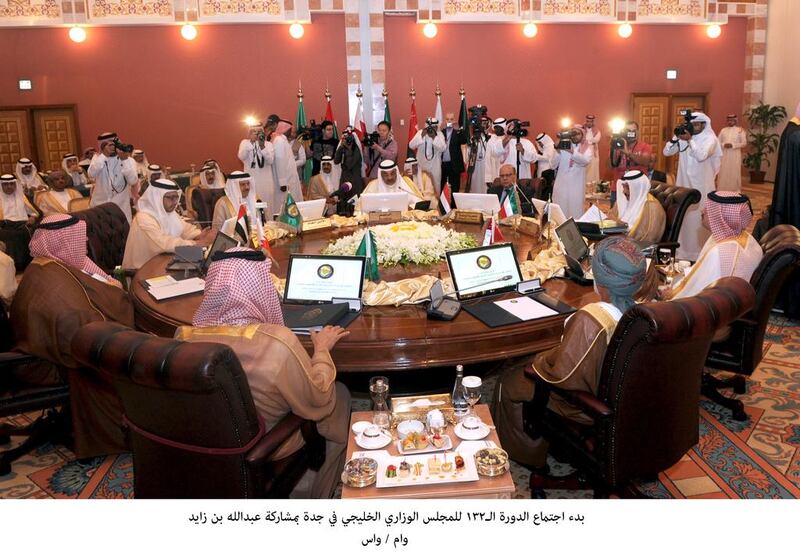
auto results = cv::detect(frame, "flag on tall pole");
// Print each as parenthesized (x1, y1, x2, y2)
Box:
(296, 82, 312, 184)
(353, 86, 367, 141)
(406, 82, 418, 158)
(323, 85, 338, 139)
(434, 84, 443, 129)
(382, 88, 391, 125)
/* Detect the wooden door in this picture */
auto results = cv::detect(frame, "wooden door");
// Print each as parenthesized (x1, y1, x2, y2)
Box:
(0, 109, 34, 175)
(632, 95, 669, 174)
(32, 107, 80, 172)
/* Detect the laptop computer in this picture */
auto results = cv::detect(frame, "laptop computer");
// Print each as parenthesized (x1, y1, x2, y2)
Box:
(555, 218, 594, 281)
(452, 193, 502, 214)
(166, 231, 239, 275)
(445, 243, 523, 301)
(296, 199, 327, 220)
(360, 192, 409, 213)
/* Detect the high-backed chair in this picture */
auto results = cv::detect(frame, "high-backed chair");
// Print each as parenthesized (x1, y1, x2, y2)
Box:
(71, 321, 325, 498)
(703, 225, 800, 420)
(68, 197, 91, 213)
(72, 202, 129, 274)
(186, 186, 226, 226)
(649, 181, 701, 244)
(0, 308, 71, 476)
(524, 276, 755, 497)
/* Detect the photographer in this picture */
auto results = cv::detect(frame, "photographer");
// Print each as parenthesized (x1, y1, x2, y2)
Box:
(334, 128, 364, 196)
(238, 121, 276, 209)
(663, 111, 722, 260)
(268, 116, 304, 210)
(552, 126, 592, 220)
(610, 121, 654, 181)
(88, 132, 138, 222)
(310, 120, 338, 175)
(441, 112, 467, 193)
(365, 120, 397, 179)
(409, 118, 447, 194)
(466, 116, 491, 193)
(532, 133, 556, 199)
(500, 119, 536, 179)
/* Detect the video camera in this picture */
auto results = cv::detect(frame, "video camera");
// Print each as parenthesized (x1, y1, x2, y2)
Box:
(674, 109, 698, 137)
(508, 119, 530, 139)
(363, 130, 381, 147)
(112, 137, 134, 153)
(557, 130, 574, 150)
(297, 119, 323, 142)
(424, 117, 439, 136)
(468, 105, 488, 134)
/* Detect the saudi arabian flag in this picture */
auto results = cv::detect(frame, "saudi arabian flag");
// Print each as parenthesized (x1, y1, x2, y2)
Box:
(279, 192, 303, 230)
(384, 95, 391, 125)
(498, 189, 520, 219)
(355, 228, 380, 282)
(296, 96, 312, 184)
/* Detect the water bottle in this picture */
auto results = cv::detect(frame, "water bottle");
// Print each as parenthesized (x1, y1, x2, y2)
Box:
(452, 365, 469, 418)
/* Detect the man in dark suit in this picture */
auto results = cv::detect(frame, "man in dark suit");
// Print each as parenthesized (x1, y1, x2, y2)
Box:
(441, 112, 467, 193)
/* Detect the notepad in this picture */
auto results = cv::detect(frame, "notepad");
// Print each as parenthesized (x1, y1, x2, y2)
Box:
(146, 277, 205, 301)
(494, 296, 557, 321)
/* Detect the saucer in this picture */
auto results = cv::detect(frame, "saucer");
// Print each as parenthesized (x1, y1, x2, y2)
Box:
(351, 421, 372, 435)
(454, 422, 491, 440)
(355, 432, 392, 450)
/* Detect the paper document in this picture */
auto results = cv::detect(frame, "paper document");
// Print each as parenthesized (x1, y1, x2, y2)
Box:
(148, 277, 205, 301)
(577, 205, 606, 222)
(144, 275, 177, 288)
(494, 296, 557, 321)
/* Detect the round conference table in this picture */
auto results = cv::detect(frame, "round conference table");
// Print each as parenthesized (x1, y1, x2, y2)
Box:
(131, 222, 598, 373)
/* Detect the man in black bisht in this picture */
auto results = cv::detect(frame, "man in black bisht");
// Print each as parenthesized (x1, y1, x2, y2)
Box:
(769, 101, 800, 318)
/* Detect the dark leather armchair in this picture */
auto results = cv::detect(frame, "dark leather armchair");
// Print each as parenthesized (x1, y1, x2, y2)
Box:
(73, 202, 130, 274)
(649, 181, 701, 244)
(524, 277, 755, 497)
(71, 321, 325, 498)
(703, 225, 800, 420)
(186, 187, 226, 226)
(0, 309, 70, 475)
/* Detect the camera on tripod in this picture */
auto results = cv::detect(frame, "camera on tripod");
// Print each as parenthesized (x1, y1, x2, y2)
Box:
(297, 119, 323, 142)
(508, 119, 530, 139)
(468, 105, 488, 134)
(362, 130, 381, 146)
(674, 109, 698, 137)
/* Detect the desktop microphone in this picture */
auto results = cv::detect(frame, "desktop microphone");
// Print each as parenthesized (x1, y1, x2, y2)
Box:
(445, 274, 514, 298)
(328, 182, 353, 199)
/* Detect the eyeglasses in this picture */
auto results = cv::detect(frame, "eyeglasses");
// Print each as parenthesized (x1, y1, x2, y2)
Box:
(499, 173, 514, 178)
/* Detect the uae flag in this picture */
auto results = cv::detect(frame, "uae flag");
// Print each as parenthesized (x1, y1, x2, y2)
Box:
(353, 94, 367, 141)
(406, 97, 418, 158)
(482, 216, 505, 246)
(355, 228, 380, 282)
(498, 189, 520, 219)
(439, 182, 453, 215)
(233, 204, 250, 246)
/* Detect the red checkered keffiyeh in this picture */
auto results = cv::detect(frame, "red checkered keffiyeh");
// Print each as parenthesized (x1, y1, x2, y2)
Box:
(705, 191, 753, 242)
(29, 213, 119, 286)
(192, 246, 284, 327)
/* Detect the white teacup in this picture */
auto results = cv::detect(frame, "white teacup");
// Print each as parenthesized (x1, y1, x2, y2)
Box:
(462, 416, 484, 431)
(362, 425, 383, 440)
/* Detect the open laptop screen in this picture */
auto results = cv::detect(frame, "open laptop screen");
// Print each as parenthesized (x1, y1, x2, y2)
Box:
(202, 231, 240, 273)
(556, 218, 590, 261)
(446, 243, 522, 300)
(284, 254, 366, 304)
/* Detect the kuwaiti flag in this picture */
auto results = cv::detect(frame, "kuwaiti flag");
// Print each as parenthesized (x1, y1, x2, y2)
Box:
(353, 95, 367, 142)
(355, 228, 380, 282)
(440, 182, 453, 215)
(482, 216, 505, 246)
(498, 189, 520, 219)
(406, 97, 418, 158)
(234, 204, 250, 246)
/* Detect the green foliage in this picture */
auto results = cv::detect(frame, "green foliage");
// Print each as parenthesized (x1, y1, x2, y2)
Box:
(743, 101, 787, 171)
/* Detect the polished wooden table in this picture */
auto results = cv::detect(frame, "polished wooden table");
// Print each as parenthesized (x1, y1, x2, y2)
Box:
(131, 222, 597, 373)
(341, 405, 515, 499)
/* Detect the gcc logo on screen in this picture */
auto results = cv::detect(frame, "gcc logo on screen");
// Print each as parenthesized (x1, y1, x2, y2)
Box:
(476, 255, 492, 270)
(317, 264, 335, 279)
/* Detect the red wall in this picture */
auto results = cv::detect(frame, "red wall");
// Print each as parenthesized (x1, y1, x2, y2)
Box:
(384, 16, 747, 176)
(0, 15, 348, 171)
(1, 14, 746, 177)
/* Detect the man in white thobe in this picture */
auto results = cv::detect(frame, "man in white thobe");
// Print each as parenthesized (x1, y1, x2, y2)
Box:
(584, 114, 602, 184)
(360, 160, 425, 210)
(717, 114, 747, 192)
(485, 118, 510, 184)
(533, 132, 557, 199)
(269, 117, 304, 212)
(132, 149, 149, 179)
(499, 120, 536, 180)
(465, 117, 492, 193)
(238, 122, 276, 211)
(552, 126, 593, 220)
(15, 158, 47, 196)
(408, 118, 446, 195)
(663, 112, 722, 260)
(88, 132, 138, 222)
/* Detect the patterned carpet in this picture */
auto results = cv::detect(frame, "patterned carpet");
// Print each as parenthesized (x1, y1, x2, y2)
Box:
(1, 314, 797, 499)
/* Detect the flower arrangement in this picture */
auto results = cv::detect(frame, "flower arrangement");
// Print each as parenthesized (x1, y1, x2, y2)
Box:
(323, 222, 477, 267)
